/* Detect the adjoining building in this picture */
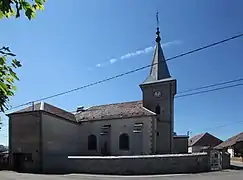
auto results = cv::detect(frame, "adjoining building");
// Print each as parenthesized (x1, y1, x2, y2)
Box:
(215, 132, 243, 158)
(8, 27, 188, 173)
(174, 135, 189, 154)
(188, 132, 222, 153)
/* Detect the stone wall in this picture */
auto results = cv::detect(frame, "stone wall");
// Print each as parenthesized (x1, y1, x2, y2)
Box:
(43, 153, 209, 174)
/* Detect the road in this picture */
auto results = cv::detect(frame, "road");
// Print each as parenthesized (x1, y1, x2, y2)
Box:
(0, 170, 243, 180)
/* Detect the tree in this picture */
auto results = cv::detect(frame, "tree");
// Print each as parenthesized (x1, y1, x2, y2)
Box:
(0, 0, 46, 112)
(0, 0, 45, 20)
(0, 48, 21, 112)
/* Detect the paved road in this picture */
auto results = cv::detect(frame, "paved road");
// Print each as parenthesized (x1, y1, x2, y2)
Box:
(0, 170, 243, 180)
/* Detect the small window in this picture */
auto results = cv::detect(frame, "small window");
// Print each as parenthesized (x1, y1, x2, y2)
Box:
(88, 134, 97, 150)
(155, 104, 161, 114)
(119, 133, 129, 150)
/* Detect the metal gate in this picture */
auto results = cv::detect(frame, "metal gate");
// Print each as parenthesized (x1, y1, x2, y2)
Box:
(210, 150, 222, 171)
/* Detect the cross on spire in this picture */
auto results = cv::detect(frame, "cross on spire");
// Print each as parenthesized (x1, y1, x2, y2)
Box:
(141, 11, 171, 84)
(156, 11, 161, 43)
(156, 10, 159, 27)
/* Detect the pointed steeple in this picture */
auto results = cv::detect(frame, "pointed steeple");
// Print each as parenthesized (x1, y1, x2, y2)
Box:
(143, 27, 171, 84)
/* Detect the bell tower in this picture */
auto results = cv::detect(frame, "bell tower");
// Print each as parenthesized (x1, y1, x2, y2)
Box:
(139, 26, 176, 154)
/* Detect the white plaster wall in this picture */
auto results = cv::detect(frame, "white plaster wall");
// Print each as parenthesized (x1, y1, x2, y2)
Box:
(188, 146, 207, 153)
(78, 116, 153, 156)
(227, 148, 234, 157)
(188, 147, 192, 153)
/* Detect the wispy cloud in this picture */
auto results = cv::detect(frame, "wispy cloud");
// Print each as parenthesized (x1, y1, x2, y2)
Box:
(120, 46, 155, 60)
(90, 40, 182, 70)
(96, 63, 102, 67)
(162, 40, 182, 48)
(109, 58, 117, 64)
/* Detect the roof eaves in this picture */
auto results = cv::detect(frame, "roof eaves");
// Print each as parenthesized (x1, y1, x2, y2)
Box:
(142, 107, 156, 116)
(76, 113, 154, 122)
(7, 110, 40, 117)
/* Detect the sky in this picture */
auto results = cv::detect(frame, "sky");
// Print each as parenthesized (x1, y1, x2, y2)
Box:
(0, 0, 243, 145)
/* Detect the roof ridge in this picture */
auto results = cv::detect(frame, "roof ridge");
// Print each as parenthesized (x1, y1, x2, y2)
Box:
(215, 131, 243, 149)
(42, 102, 72, 114)
(189, 132, 207, 146)
(226, 131, 243, 141)
(190, 132, 206, 139)
(87, 100, 142, 109)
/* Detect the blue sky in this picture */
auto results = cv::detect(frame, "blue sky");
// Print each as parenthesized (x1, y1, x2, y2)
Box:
(0, 0, 243, 145)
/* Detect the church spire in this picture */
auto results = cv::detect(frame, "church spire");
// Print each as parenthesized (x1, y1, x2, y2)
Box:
(142, 14, 171, 84)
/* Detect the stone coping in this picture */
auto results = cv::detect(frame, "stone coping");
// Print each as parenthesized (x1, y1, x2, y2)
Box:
(68, 153, 207, 159)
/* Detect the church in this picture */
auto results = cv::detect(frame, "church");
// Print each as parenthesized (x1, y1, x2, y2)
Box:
(8, 27, 188, 172)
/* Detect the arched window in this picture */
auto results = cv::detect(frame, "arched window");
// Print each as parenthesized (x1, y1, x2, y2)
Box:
(155, 104, 161, 114)
(119, 133, 129, 150)
(88, 134, 97, 150)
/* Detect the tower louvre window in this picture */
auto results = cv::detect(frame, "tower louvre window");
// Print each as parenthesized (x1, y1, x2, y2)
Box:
(155, 104, 161, 114)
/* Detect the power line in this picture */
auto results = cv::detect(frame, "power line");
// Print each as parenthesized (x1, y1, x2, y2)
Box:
(50, 82, 243, 117)
(7, 78, 243, 118)
(188, 120, 243, 137)
(3, 81, 243, 140)
(202, 120, 243, 132)
(176, 83, 243, 99)
(6, 32, 243, 112)
(178, 77, 243, 94)
(4, 82, 243, 135)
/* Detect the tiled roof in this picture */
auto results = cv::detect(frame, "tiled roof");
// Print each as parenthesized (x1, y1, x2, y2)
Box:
(75, 100, 155, 121)
(9, 102, 76, 122)
(189, 132, 222, 147)
(189, 133, 205, 146)
(9, 101, 156, 122)
(215, 132, 243, 149)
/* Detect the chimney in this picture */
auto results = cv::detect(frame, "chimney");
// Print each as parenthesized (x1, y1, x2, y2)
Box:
(76, 106, 85, 112)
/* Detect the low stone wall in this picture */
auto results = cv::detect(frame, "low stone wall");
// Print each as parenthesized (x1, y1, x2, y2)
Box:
(57, 153, 210, 175)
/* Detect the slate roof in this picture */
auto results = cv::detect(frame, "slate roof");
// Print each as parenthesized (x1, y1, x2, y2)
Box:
(142, 31, 171, 84)
(189, 132, 222, 147)
(75, 100, 156, 121)
(215, 132, 243, 150)
(9, 102, 76, 122)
